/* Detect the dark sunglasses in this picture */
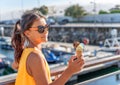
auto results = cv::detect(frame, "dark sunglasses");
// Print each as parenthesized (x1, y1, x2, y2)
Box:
(30, 24, 50, 33)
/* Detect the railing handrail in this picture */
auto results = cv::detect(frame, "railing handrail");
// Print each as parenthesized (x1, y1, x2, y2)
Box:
(1, 55, 120, 85)
(51, 55, 120, 76)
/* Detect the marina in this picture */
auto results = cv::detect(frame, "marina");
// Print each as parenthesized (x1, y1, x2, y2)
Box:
(0, 37, 120, 85)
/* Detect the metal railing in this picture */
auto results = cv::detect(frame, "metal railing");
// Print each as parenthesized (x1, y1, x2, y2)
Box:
(1, 55, 120, 85)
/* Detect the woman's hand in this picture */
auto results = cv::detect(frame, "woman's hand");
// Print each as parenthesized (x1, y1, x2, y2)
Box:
(67, 55, 84, 74)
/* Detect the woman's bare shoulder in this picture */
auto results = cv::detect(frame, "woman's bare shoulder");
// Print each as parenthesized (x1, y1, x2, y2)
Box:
(26, 49, 45, 68)
(27, 51, 43, 63)
(26, 50, 46, 76)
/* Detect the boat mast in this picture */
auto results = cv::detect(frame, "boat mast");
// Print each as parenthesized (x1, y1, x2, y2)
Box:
(0, 27, 4, 38)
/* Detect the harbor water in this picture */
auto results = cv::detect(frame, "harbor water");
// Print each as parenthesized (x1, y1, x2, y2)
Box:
(0, 46, 14, 60)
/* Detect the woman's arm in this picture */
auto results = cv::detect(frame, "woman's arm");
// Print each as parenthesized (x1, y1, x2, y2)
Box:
(27, 52, 84, 85)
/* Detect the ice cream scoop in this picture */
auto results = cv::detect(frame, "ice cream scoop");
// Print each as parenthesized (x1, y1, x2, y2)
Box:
(73, 41, 83, 58)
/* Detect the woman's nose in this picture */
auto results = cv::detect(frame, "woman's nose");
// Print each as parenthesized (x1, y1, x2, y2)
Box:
(43, 30, 48, 35)
(44, 28, 49, 34)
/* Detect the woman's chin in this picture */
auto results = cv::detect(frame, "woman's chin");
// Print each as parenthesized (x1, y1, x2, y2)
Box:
(41, 39, 48, 43)
(34, 38, 48, 45)
(44, 39, 48, 42)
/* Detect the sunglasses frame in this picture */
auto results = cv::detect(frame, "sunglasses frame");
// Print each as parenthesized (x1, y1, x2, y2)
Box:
(29, 24, 50, 33)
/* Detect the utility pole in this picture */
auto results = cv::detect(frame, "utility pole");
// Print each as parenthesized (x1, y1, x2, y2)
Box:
(37, 0, 40, 8)
(91, 0, 98, 35)
(91, 0, 96, 26)
(91, 0, 98, 44)
(21, 0, 24, 13)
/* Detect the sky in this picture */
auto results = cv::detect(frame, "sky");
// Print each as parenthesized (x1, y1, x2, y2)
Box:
(1, 0, 120, 13)
(0, 0, 120, 20)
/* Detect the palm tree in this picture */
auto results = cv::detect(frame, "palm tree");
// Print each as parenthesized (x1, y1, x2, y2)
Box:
(32, 5, 48, 15)
(65, 4, 87, 18)
(38, 5, 48, 15)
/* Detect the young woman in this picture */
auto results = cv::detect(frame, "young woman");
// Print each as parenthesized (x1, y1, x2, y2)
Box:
(11, 11, 84, 85)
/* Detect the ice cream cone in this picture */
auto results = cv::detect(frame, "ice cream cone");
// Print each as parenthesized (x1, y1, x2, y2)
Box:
(76, 44, 83, 58)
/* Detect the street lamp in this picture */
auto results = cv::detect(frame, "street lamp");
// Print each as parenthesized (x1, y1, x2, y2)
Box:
(21, 0, 24, 13)
(37, 0, 40, 7)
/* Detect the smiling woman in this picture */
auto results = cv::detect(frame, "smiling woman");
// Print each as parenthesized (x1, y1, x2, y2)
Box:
(11, 11, 84, 85)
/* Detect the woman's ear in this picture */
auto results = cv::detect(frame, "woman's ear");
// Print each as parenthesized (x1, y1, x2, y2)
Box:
(24, 30, 30, 37)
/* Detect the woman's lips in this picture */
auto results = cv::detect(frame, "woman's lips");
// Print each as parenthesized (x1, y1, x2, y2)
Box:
(41, 35, 48, 38)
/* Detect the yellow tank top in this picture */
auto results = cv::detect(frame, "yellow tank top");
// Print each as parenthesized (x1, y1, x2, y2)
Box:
(15, 48, 52, 85)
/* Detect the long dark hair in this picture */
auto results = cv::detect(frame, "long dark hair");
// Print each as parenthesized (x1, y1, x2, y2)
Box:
(11, 11, 45, 64)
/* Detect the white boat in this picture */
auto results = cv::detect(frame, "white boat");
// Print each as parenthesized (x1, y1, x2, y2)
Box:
(101, 47, 120, 52)
(101, 29, 120, 52)
(0, 37, 6, 45)
(101, 37, 120, 52)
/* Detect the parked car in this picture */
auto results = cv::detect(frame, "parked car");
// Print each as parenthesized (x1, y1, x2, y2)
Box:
(54, 16, 75, 24)
(46, 18, 56, 25)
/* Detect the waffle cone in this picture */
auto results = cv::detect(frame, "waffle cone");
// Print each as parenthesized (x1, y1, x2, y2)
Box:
(76, 44, 83, 58)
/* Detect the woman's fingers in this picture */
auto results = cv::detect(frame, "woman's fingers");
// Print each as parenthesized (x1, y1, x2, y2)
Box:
(67, 55, 85, 74)
(68, 55, 85, 68)
(73, 57, 84, 62)
(73, 58, 85, 67)
(68, 55, 77, 63)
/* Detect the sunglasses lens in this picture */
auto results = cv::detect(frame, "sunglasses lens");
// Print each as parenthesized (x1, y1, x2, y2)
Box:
(38, 26, 44, 33)
(37, 24, 50, 33)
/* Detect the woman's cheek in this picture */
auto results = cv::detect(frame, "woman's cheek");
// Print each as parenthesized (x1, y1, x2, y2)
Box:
(35, 35, 43, 42)
(33, 38, 41, 44)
